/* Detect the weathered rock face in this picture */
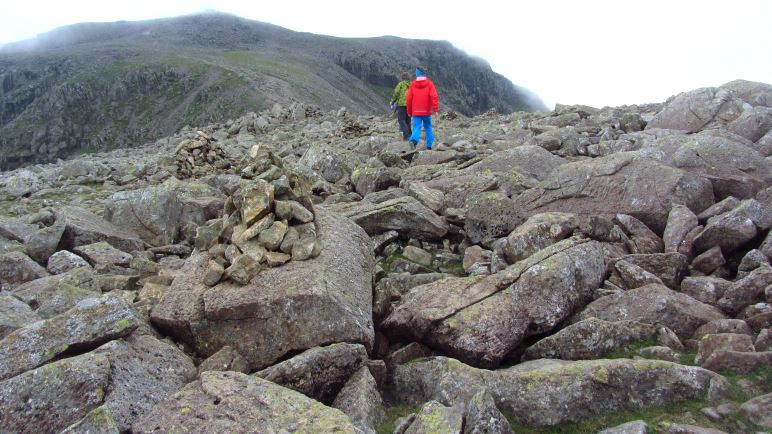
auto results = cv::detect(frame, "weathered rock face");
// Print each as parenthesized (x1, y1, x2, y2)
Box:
(328, 192, 449, 239)
(523, 318, 656, 361)
(0, 294, 138, 381)
(515, 152, 715, 233)
(132, 371, 357, 433)
(0, 293, 40, 340)
(299, 143, 363, 183)
(332, 366, 386, 434)
(254, 343, 368, 404)
(57, 205, 145, 253)
(390, 356, 725, 427)
(93, 334, 197, 432)
(0, 251, 49, 289)
(644, 133, 772, 200)
(151, 208, 374, 371)
(503, 212, 578, 264)
(645, 86, 746, 133)
(103, 180, 224, 246)
(381, 238, 608, 367)
(0, 352, 111, 434)
(574, 284, 727, 338)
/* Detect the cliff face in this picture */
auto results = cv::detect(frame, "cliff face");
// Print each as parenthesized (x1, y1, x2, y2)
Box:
(0, 13, 545, 170)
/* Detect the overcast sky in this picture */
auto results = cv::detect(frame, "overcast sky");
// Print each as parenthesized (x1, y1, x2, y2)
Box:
(1, 0, 770, 109)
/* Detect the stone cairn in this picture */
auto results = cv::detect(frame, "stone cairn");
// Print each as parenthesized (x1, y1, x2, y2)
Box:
(194, 145, 320, 286)
(174, 130, 233, 178)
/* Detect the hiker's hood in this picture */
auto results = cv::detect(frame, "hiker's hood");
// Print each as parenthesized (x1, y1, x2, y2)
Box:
(413, 77, 431, 88)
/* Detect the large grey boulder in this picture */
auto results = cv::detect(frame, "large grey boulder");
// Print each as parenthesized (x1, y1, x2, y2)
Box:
(132, 371, 357, 433)
(10, 267, 99, 313)
(463, 389, 513, 434)
(719, 79, 772, 108)
(103, 181, 224, 246)
(381, 238, 608, 368)
(728, 106, 772, 143)
(610, 252, 688, 289)
(402, 400, 463, 434)
(0, 352, 111, 434)
(717, 264, 772, 314)
(151, 209, 374, 371)
(663, 204, 699, 254)
(327, 193, 448, 239)
(421, 173, 498, 210)
(57, 206, 144, 253)
(693, 199, 772, 254)
(390, 356, 726, 427)
(23, 223, 64, 264)
(646, 86, 746, 133)
(299, 143, 362, 183)
(59, 405, 120, 434)
(597, 420, 648, 434)
(0, 294, 138, 380)
(523, 318, 656, 361)
(332, 366, 386, 434)
(740, 392, 772, 429)
(254, 343, 368, 404)
(464, 191, 525, 246)
(0, 251, 49, 290)
(642, 132, 772, 200)
(503, 212, 578, 263)
(574, 284, 727, 338)
(461, 144, 567, 181)
(515, 152, 714, 233)
(93, 334, 197, 432)
(0, 293, 40, 340)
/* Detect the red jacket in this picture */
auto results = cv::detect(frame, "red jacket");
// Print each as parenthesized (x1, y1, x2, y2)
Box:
(406, 77, 439, 116)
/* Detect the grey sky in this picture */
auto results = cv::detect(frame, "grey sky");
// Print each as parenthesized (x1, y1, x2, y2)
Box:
(1, 0, 770, 108)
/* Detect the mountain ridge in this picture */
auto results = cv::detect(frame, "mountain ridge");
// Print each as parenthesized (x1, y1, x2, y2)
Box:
(0, 12, 546, 170)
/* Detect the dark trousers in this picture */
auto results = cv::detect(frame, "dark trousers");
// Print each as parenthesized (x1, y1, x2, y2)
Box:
(396, 106, 411, 140)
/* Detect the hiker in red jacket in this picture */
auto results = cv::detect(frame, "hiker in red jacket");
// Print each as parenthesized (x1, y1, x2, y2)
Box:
(406, 65, 439, 150)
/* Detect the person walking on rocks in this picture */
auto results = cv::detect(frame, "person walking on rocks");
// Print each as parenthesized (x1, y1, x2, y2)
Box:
(390, 72, 412, 141)
(406, 65, 439, 150)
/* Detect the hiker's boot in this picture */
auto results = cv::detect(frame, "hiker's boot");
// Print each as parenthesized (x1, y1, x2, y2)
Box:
(409, 140, 417, 150)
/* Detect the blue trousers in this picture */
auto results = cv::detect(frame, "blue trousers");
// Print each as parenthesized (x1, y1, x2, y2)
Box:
(409, 115, 434, 149)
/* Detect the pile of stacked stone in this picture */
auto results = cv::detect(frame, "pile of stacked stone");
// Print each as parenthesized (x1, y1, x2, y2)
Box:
(174, 130, 232, 178)
(337, 117, 370, 138)
(195, 145, 320, 286)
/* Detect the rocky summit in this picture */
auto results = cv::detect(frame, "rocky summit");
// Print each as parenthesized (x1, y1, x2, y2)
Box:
(0, 79, 771, 433)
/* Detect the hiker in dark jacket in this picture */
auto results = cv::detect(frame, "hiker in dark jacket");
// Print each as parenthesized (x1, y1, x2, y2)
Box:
(406, 65, 439, 150)
(390, 72, 412, 141)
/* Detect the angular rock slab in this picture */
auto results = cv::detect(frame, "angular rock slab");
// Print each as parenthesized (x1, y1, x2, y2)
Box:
(574, 284, 727, 338)
(151, 208, 374, 371)
(0, 293, 40, 340)
(0, 352, 111, 434)
(94, 334, 197, 432)
(103, 182, 224, 246)
(0, 294, 138, 380)
(327, 195, 448, 239)
(132, 371, 357, 433)
(740, 392, 772, 429)
(523, 318, 656, 361)
(254, 342, 368, 404)
(332, 366, 386, 434)
(514, 152, 714, 233)
(381, 238, 608, 368)
(390, 356, 726, 427)
(57, 205, 144, 253)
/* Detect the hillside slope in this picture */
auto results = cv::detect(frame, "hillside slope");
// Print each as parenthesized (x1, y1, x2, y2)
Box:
(0, 13, 545, 170)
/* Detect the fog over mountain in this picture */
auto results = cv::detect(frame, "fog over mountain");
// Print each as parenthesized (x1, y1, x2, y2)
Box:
(0, 12, 545, 170)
